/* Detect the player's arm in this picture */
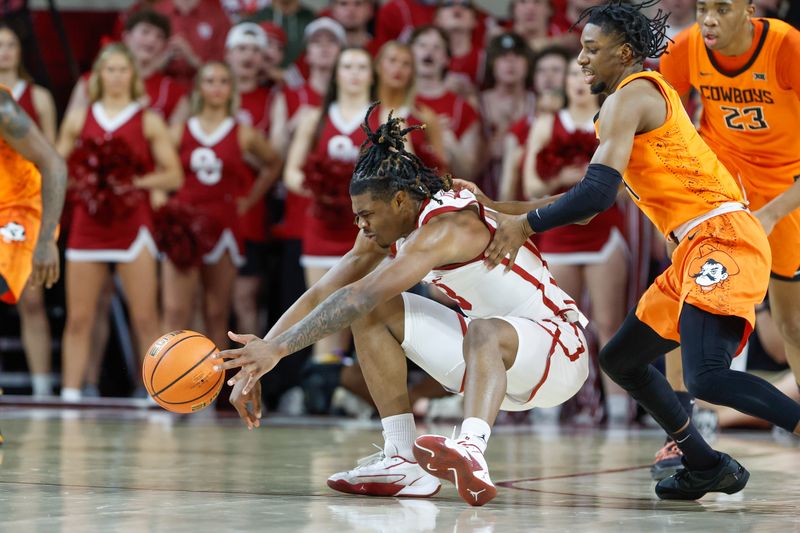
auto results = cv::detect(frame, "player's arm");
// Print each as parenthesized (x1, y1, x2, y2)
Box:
(283, 107, 320, 196)
(237, 125, 282, 216)
(483, 83, 647, 268)
(754, 28, 800, 234)
(0, 90, 66, 288)
(216, 216, 467, 393)
(137, 110, 184, 191)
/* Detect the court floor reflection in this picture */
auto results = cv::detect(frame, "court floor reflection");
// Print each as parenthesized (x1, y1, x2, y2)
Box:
(0, 408, 797, 532)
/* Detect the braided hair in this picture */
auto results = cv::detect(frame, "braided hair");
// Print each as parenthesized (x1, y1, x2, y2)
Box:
(574, 0, 671, 62)
(349, 101, 452, 203)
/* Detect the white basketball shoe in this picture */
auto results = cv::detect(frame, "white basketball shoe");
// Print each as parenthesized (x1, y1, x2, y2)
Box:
(327, 440, 441, 498)
(413, 434, 497, 506)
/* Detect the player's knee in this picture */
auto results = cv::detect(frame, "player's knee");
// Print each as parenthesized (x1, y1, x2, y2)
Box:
(774, 311, 800, 348)
(18, 290, 45, 315)
(598, 344, 628, 381)
(683, 370, 719, 403)
(464, 319, 513, 364)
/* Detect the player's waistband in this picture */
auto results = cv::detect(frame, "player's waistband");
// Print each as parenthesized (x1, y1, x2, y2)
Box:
(669, 202, 748, 244)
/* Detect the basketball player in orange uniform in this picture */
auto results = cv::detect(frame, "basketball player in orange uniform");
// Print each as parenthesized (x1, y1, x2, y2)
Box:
(485, 0, 800, 500)
(654, 0, 800, 475)
(0, 86, 67, 444)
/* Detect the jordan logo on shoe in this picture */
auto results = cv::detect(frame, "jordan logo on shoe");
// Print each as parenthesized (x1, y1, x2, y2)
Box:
(467, 488, 485, 501)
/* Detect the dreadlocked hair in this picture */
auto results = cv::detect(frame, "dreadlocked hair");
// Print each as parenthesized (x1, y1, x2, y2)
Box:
(574, 0, 671, 61)
(350, 101, 452, 203)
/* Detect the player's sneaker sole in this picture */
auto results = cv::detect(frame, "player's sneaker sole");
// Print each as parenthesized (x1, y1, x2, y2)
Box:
(650, 460, 683, 481)
(413, 435, 497, 506)
(326, 477, 441, 498)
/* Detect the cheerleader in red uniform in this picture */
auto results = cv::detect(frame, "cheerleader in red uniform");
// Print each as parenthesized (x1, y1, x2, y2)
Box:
(522, 60, 629, 418)
(0, 23, 58, 397)
(284, 47, 377, 374)
(374, 41, 447, 174)
(163, 61, 279, 349)
(56, 44, 183, 400)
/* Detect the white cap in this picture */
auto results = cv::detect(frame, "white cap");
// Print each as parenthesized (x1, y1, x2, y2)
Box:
(226, 22, 268, 50)
(304, 17, 346, 45)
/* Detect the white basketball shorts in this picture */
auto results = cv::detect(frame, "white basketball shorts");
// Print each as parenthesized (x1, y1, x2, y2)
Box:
(400, 292, 589, 411)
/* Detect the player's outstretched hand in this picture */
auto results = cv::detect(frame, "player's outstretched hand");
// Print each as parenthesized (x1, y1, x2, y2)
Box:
(214, 331, 282, 395)
(483, 211, 533, 271)
(30, 240, 59, 289)
(229, 374, 262, 430)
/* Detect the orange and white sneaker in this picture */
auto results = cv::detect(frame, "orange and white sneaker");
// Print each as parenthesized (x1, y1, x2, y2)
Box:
(413, 435, 497, 507)
(327, 441, 441, 498)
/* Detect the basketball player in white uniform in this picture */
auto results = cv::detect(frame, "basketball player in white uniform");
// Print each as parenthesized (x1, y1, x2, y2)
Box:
(216, 105, 589, 507)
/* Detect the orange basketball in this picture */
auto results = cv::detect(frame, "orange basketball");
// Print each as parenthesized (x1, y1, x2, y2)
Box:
(143, 330, 224, 413)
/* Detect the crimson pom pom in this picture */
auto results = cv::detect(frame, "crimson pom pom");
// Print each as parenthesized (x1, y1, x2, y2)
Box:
(154, 201, 222, 271)
(536, 129, 599, 181)
(68, 137, 147, 224)
(302, 152, 356, 223)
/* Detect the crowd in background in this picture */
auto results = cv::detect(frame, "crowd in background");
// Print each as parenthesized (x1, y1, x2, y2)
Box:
(0, 0, 797, 427)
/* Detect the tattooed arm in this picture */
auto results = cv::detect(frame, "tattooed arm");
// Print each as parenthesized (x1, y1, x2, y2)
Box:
(0, 90, 67, 288)
(215, 209, 489, 393)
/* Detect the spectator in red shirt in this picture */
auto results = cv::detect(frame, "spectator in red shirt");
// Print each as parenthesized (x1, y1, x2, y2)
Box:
(66, 10, 189, 126)
(532, 44, 570, 114)
(479, 32, 536, 199)
(329, 0, 375, 50)
(410, 25, 481, 180)
(246, 0, 316, 68)
(155, 0, 231, 85)
(435, 0, 482, 100)
(373, 0, 437, 48)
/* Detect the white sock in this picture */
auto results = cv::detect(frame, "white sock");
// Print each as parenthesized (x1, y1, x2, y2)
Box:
(381, 413, 416, 460)
(458, 417, 491, 454)
(60, 388, 82, 402)
(31, 374, 52, 397)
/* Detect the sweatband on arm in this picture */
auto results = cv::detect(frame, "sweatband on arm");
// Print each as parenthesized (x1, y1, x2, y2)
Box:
(526, 163, 622, 233)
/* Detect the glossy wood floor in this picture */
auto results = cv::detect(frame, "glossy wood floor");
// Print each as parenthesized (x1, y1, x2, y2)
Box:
(0, 408, 798, 532)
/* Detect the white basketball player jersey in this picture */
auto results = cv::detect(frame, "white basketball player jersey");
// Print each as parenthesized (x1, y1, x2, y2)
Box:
(393, 189, 588, 326)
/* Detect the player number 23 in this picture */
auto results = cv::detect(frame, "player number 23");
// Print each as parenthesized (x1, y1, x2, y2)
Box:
(720, 105, 768, 131)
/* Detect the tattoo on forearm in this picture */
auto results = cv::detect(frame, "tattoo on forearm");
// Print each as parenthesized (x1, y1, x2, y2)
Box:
(273, 286, 376, 355)
(0, 91, 32, 139)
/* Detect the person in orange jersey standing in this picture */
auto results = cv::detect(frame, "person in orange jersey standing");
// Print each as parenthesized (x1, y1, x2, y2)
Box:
(482, 0, 800, 501)
(652, 0, 800, 476)
(0, 84, 67, 444)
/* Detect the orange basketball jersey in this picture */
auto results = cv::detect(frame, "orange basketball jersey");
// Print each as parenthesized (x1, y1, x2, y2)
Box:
(0, 84, 42, 213)
(612, 71, 745, 239)
(686, 19, 800, 195)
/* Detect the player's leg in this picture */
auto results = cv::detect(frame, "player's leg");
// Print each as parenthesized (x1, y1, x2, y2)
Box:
(326, 292, 441, 498)
(61, 260, 111, 399)
(583, 243, 631, 421)
(18, 281, 53, 396)
(679, 303, 800, 434)
(414, 317, 519, 507)
(654, 303, 800, 499)
(161, 260, 200, 337)
(768, 278, 800, 390)
(200, 252, 237, 350)
(116, 248, 161, 390)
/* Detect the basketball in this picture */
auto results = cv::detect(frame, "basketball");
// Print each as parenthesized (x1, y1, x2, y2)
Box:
(142, 330, 224, 413)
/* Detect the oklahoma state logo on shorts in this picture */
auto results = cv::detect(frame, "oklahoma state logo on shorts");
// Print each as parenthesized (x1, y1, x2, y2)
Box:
(689, 244, 741, 292)
(0, 221, 26, 243)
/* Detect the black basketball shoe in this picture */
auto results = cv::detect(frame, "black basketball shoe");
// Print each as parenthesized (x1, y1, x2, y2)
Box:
(655, 453, 749, 500)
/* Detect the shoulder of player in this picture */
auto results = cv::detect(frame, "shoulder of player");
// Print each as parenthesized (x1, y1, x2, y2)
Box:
(408, 207, 483, 249)
(613, 78, 664, 110)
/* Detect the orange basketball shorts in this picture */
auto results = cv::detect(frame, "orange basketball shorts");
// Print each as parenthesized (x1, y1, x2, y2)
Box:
(0, 206, 41, 304)
(719, 155, 800, 280)
(636, 210, 771, 354)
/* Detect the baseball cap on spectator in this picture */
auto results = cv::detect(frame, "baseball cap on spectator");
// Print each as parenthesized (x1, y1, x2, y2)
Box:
(260, 21, 288, 47)
(489, 32, 529, 56)
(438, 0, 474, 8)
(304, 17, 346, 45)
(226, 22, 268, 50)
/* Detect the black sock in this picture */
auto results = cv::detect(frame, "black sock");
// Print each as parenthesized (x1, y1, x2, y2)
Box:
(670, 423, 719, 471)
(675, 390, 695, 418)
